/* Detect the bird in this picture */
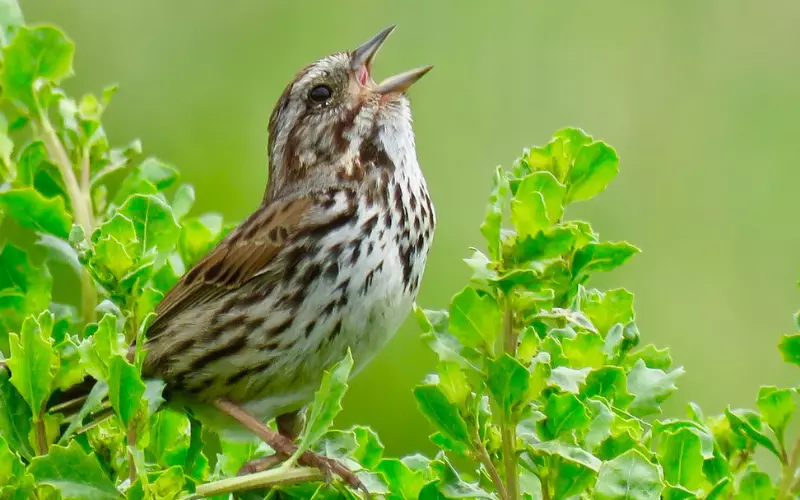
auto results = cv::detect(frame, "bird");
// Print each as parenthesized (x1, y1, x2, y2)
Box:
(56, 25, 435, 491)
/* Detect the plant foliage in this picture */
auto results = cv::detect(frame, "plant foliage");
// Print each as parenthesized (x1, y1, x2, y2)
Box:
(1, 2, 799, 499)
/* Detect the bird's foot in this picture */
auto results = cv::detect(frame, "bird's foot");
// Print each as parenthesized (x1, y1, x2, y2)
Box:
(215, 399, 368, 497)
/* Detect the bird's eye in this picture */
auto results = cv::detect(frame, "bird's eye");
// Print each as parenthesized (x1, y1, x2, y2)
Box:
(309, 84, 332, 103)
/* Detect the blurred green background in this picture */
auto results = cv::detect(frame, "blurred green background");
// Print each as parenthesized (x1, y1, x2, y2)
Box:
(22, 0, 800, 456)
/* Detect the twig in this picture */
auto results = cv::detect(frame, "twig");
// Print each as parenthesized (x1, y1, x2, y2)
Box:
(36, 417, 47, 455)
(33, 107, 97, 321)
(777, 434, 800, 499)
(473, 425, 508, 500)
(193, 467, 325, 498)
(501, 297, 519, 500)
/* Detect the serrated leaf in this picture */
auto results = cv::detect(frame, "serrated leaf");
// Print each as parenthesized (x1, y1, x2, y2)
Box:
(0, 370, 34, 459)
(171, 183, 195, 220)
(414, 384, 471, 449)
(507, 226, 577, 265)
(294, 349, 353, 459)
(179, 213, 224, 267)
(480, 166, 509, 260)
(352, 425, 384, 469)
(0, 244, 51, 342)
(0, 188, 72, 237)
(625, 345, 672, 370)
(529, 439, 601, 471)
(595, 449, 664, 500)
(107, 355, 145, 427)
(113, 157, 178, 206)
(7, 312, 58, 421)
(428, 457, 490, 498)
(79, 314, 125, 380)
(147, 409, 190, 468)
(586, 398, 616, 450)
(627, 360, 683, 417)
(118, 194, 180, 256)
(736, 467, 775, 499)
(756, 386, 794, 446)
(581, 287, 635, 336)
(548, 366, 590, 393)
(437, 362, 470, 407)
(27, 441, 120, 500)
(0, 433, 25, 486)
(94, 235, 134, 280)
(582, 367, 635, 409)
(573, 241, 639, 280)
(724, 408, 782, 461)
(563, 331, 606, 368)
(376, 458, 426, 499)
(0, 26, 74, 111)
(511, 172, 567, 238)
(414, 306, 483, 372)
(565, 140, 619, 203)
(658, 428, 704, 491)
(539, 393, 590, 440)
(487, 354, 530, 419)
(778, 334, 800, 366)
(448, 286, 501, 355)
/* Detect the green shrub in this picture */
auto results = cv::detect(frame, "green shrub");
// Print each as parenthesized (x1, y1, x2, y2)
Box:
(1, 2, 799, 499)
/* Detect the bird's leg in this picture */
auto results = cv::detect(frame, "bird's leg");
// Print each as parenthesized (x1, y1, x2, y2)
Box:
(238, 410, 304, 475)
(213, 399, 367, 495)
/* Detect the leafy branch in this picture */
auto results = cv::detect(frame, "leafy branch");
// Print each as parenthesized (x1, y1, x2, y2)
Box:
(0, 1, 799, 499)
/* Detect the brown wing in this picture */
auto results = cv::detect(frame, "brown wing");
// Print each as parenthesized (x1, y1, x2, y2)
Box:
(145, 195, 313, 339)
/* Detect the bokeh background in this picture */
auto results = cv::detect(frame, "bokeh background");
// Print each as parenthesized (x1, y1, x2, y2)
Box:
(22, 0, 800, 457)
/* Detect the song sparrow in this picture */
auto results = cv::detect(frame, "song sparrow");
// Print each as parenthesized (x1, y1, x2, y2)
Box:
(139, 26, 433, 488)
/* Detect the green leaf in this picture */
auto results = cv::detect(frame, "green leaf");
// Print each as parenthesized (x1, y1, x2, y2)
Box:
(736, 467, 775, 499)
(573, 241, 640, 280)
(0, 26, 74, 110)
(437, 362, 470, 406)
(448, 286, 501, 354)
(294, 349, 353, 459)
(107, 355, 146, 427)
(585, 398, 616, 450)
(581, 288, 635, 336)
(117, 194, 180, 256)
(57, 381, 107, 444)
(705, 478, 732, 500)
(563, 331, 606, 368)
(624, 345, 672, 370)
(511, 172, 566, 237)
(539, 392, 590, 440)
(0, 188, 72, 237)
(627, 360, 684, 417)
(582, 367, 634, 409)
(7, 312, 58, 420)
(147, 409, 190, 468)
(0, 244, 52, 343)
(0, 433, 25, 486)
(548, 366, 590, 393)
(414, 306, 483, 372)
(756, 386, 794, 447)
(595, 449, 664, 500)
(94, 235, 134, 280)
(480, 165, 510, 260)
(529, 439, 601, 471)
(778, 334, 800, 366)
(14, 140, 46, 187)
(352, 425, 384, 469)
(179, 213, 224, 267)
(428, 457, 490, 499)
(113, 157, 178, 206)
(724, 408, 782, 461)
(127, 466, 186, 500)
(657, 428, 704, 491)
(565, 140, 619, 203)
(507, 226, 577, 264)
(27, 441, 120, 499)
(0, 0, 24, 46)
(414, 384, 471, 449)
(0, 370, 34, 459)
(171, 183, 195, 220)
(79, 313, 125, 380)
(487, 354, 530, 419)
(376, 458, 426, 499)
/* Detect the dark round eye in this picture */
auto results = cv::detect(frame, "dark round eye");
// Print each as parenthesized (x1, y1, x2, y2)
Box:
(309, 84, 332, 103)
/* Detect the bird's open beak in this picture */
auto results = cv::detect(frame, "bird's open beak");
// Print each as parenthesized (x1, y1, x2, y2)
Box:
(351, 25, 432, 95)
